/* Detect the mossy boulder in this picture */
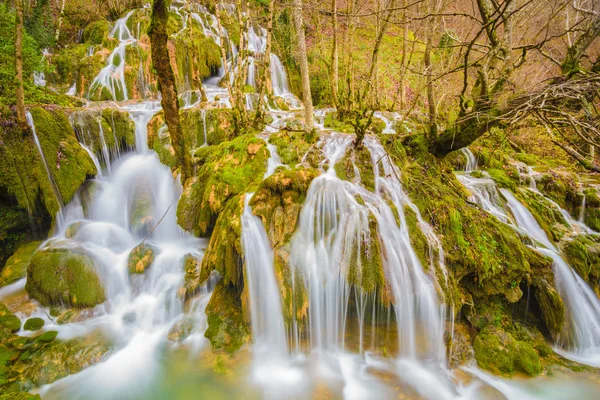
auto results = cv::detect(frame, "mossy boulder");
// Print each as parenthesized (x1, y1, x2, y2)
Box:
(83, 20, 110, 45)
(127, 243, 155, 274)
(176, 135, 268, 236)
(564, 234, 600, 295)
(70, 108, 136, 156)
(23, 318, 45, 332)
(204, 280, 250, 354)
(0, 241, 42, 287)
(250, 168, 319, 247)
(25, 248, 106, 308)
(0, 303, 21, 333)
(334, 145, 375, 191)
(199, 195, 244, 287)
(474, 325, 542, 376)
(0, 107, 96, 220)
(269, 130, 319, 166)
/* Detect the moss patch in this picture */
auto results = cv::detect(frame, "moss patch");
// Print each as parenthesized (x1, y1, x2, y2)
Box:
(0, 241, 42, 287)
(204, 280, 250, 354)
(25, 248, 106, 308)
(564, 234, 600, 295)
(176, 135, 268, 236)
(127, 243, 155, 274)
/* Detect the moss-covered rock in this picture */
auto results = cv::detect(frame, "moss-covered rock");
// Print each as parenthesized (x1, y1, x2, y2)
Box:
(183, 253, 201, 298)
(334, 145, 375, 191)
(204, 280, 250, 354)
(22, 336, 110, 386)
(25, 248, 105, 308)
(0, 241, 42, 287)
(0, 107, 96, 221)
(268, 130, 319, 166)
(564, 234, 600, 295)
(83, 20, 110, 45)
(127, 243, 155, 274)
(0, 303, 21, 333)
(199, 195, 244, 287)
(176, 135, 268, 236)
(250, 168, 319, 247)
(23, 318, 44, 332)
(474, 325, 542, 376)
(583, 187, 600, 232)
(70, 107, 136, 156)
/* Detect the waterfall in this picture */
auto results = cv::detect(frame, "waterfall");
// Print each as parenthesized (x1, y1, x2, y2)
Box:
(456, 173, 512, 223)
(37, 102, 211, 398)
(501, 190, 600, 363)
(26, 112, 64, 210)
(288, 134, 446, 361)
(80, 143, 103, 178)
(373, 112, 399, 134)
(246, 56, 256, 88)
(123, 101, 162, 153)
(461, 148, 478, 172)
(88, 11, 136, 101)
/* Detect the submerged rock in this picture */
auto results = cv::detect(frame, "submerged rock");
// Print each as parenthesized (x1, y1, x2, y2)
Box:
(25, 248, 106, 308)
(564, 234, 600, 296)
(183, 254, 201, 298)
(127, 243, 155, 274)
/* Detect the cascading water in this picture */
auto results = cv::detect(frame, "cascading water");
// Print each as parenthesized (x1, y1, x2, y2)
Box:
(461, 148, 478, 172)
(20, 104, 212, 399)
(26, 112, 64, 210)
(88, 11, 136, 101)
(456, 153, 600, 367)
(501, 189, 600, 366)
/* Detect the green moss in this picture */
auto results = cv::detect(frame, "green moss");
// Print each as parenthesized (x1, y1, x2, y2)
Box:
(334, 145, 375, 191)
(183, 254, 201, 299)
(23, 318, 44, 332)
(382, 135, 543, 304)
(250, 168, 319, 247)
(127, 243, 155, 274)
(515, 189, 568, 243)
(25, 248, 105, 308)
(268, 130, 319, 166)
(179, 108, 235, 149)
(473, 325, 542, 376)
(176, 135, 268, 236)
(564, 235, 600, 295)
(0, 241, 42, 287)
(404, 208, 430, 270)
(199, 195, 244, 287)
(324, 112, 355, 133)
(83, 20, 110, 45)
(346, 214, 385, 294)
(583, 188, 600, 231)
(34, 331, 57, 343)
(0, 303, 21, 333)
(171, 17, 222, 92)
(486, 168, 517, 191)
(204, 280, 250, 354)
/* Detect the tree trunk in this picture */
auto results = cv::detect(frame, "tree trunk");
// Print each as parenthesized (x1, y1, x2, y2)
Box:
(330, 0, 339, 108)
(424, 0, 438, 140)
(562, 15, 600, 76)
(15, 0, 27, 131)
(399, 0, 408, 109)
(54, 0, 67, 43)
(292, 0, 314, 131)
(553, 140, 600, 173)
(149, 0, 192, 181)
(253, 0, 274, 128)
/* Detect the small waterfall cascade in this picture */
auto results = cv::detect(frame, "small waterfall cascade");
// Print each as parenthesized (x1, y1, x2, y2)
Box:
(246, 56, 256, 88)
(35, 102, 211, 398)
(456, 156, 600, 367)
(461, 148, 478, 172)
(88, 11, 136, 101)
(26, 112, 64, 211)
(500, 190, 600, 365)
(373, 111, 400, 134)
(270, 54, 301, 109)
(288, 134, 447, 362)
(123, 101, 162, 153)
(97, 120, 112, 174)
